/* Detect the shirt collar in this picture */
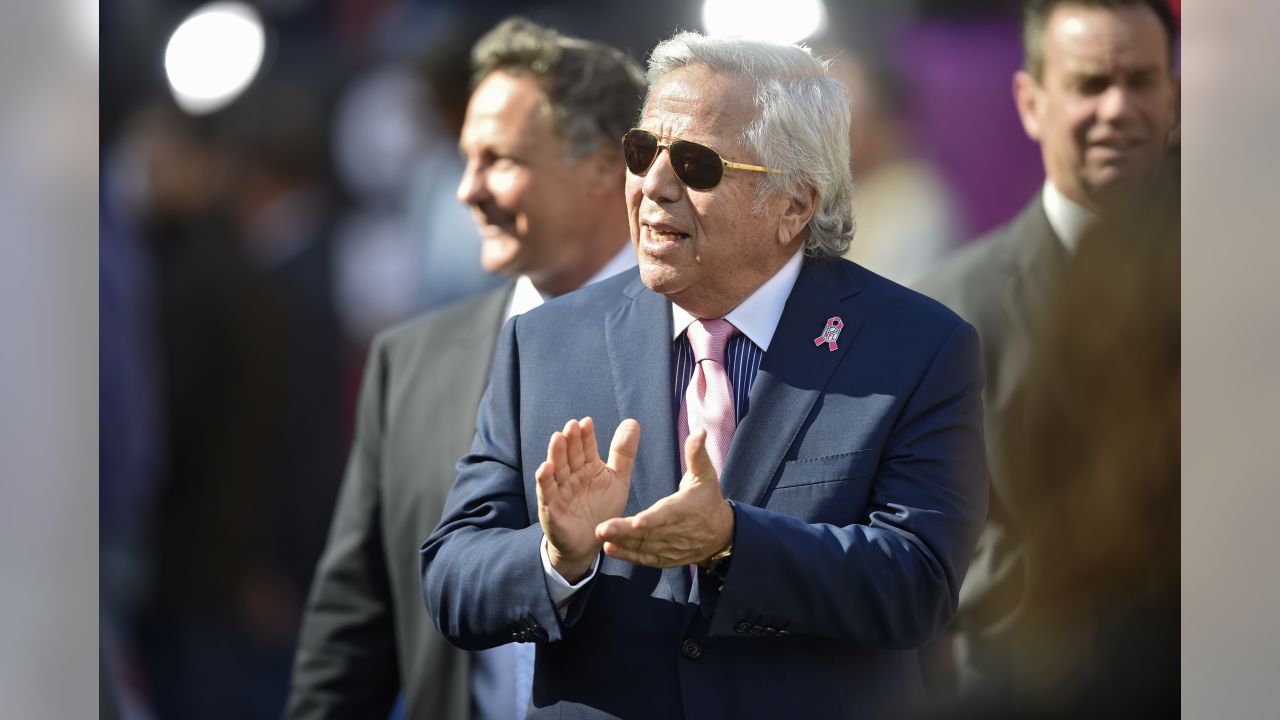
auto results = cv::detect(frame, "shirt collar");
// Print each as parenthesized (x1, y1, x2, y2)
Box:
(506, 275, 545, 321)
(1042, 181, 1100, 256)
(506, 242, 636, 321)
(670, 249, 803, 352)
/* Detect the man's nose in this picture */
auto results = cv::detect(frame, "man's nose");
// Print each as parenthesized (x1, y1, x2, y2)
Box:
(641, 147, 682, 203)
(457, 161, 486, 205)
(1097, 84, 1137, 123)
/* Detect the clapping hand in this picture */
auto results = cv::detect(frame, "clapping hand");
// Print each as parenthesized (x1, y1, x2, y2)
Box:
(535, 417, 640, 582)
(596, 429, 734, 569)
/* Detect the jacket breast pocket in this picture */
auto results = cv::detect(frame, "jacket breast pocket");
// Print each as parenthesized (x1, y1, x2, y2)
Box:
(764, 450, 878, 524)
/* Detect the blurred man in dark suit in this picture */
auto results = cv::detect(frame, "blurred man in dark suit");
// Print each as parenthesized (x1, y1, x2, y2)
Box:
(287, 19, 643, 720)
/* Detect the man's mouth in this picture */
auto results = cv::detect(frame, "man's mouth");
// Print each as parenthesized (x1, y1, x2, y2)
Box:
(1088, 136, 1142, 153)
(641, 222, 690, 246)
(475, 209, 515, 236)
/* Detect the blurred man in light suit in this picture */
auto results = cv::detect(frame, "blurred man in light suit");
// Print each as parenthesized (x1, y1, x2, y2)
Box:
(423, 31, 988, 718)
(287, 19, 643, 720)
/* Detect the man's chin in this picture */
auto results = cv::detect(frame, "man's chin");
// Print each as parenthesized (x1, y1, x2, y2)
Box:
(1086, 167, 1163, 200)
(1085, 149, 1165, 187)
(480, 238, 522, 276)
(638, 260, 687, 296)
(1078, 179, 1166, 222)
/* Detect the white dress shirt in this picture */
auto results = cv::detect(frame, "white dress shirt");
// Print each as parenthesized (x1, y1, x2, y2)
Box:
(1041, 180, 1101, 256)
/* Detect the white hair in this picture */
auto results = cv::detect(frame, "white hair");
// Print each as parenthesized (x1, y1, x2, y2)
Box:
(646, 32, 854, 258)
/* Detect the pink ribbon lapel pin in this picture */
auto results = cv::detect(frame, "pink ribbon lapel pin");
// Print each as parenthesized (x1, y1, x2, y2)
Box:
(814, 316, 844, 351)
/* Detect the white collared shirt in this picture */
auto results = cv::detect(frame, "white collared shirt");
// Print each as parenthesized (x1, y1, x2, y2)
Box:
(1041, 181, 1101, 256)
(669, 249, 804, 350)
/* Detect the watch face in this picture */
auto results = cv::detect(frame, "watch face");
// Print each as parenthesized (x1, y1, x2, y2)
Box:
(709, 554, 731, 582)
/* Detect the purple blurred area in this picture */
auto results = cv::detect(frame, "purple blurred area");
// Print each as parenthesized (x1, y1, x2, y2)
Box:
(899, 16, 1043, 235)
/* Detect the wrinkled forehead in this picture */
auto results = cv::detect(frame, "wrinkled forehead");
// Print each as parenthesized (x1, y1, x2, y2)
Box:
(639, 65, 758, 146)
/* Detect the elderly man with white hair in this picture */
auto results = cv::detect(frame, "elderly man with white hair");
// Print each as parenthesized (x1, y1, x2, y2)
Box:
(423, 31, 988, 718)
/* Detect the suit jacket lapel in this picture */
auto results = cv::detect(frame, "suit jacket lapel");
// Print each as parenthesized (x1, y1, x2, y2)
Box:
(1003, 198, 1068, 348)
(443, 283, 516, 456)
(719, 257, 864, 507)
(605, 275, 679, 516)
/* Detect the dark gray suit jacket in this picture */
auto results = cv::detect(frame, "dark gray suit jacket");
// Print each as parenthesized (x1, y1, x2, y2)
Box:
(914, 196, 1069, 682)
(287, 283, 514, 720)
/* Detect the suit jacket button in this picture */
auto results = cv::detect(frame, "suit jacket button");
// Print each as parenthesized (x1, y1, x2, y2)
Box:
(680, 639, 703, 660)
(734, 622, 750, 634)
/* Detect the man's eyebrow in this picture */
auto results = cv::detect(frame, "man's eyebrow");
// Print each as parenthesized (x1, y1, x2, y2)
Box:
(1126, 65, 1161, 79)
(1065, 58, 1162, 76)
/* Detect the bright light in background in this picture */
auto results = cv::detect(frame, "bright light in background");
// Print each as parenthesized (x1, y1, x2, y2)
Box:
(164, 2, 266, 115)
(702, 0, 827, 45)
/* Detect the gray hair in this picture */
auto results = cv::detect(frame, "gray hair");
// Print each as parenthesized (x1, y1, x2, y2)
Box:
(472, 17, 646, 164)
(646, 32, 854, 258)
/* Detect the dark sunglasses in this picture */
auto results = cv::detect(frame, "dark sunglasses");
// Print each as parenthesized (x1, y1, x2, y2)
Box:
(621, 128, 784, 190)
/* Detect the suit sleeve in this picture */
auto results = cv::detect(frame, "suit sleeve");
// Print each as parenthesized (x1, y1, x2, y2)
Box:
(285, 337, 399, 720)
(709, 319, 989, 649)
(421, 316, 569, 651)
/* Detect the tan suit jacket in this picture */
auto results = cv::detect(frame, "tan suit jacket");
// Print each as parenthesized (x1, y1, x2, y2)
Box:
(914, 196, 1069, 683)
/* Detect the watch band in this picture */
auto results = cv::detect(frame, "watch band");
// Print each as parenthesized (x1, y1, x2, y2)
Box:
(706, 543, 733, 581)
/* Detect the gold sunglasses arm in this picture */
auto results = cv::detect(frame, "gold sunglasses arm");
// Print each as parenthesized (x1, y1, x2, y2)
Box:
(622, 129, 786, 176)
(721, 159, 785, 175)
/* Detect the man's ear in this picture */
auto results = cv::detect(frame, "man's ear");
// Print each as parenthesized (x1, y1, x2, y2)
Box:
(777, 184, 818, 247)
(1013, 70, 1044, 143)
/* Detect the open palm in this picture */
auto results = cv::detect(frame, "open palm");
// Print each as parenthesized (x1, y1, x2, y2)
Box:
(535, 417, 639, 581)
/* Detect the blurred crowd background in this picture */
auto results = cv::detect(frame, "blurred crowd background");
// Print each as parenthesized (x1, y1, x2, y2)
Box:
(86, 0, 1200, 717)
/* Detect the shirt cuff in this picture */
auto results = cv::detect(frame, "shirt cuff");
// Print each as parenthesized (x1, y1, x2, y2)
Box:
(540, 536, 599, 616)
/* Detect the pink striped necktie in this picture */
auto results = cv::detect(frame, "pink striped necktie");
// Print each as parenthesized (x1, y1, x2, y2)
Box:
(678, 318, 738, 477)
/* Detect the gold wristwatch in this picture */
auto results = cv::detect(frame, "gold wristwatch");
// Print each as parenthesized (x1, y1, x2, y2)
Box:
(706, 543, 733, 582)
